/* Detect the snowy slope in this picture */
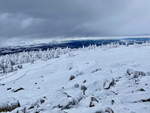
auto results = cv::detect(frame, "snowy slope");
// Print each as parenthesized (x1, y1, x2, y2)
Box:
(0, 45, 150, 113)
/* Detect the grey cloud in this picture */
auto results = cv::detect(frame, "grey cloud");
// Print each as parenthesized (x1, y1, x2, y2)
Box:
(0, 0, 150, 41)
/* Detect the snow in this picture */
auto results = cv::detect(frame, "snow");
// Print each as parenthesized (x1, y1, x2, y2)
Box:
(0, 45, 150, 113)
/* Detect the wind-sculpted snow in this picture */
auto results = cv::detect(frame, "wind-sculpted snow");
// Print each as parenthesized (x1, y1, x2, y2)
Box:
(0, 44, 150, 113)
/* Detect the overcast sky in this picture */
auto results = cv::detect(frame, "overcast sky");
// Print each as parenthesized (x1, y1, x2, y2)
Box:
(0, 0, 150, 42)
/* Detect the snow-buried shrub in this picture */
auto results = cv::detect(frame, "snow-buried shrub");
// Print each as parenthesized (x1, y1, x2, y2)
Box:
(126, 69, 146, 79)
(126, 69, 147, 84)
(0, 97, 20, 112)
(95, 107, 114, 113)
(12, 97, 47, 113)
(103, 78, 115, 90)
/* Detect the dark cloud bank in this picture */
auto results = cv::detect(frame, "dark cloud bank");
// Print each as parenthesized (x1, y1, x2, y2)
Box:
(0, 0, 150, 41)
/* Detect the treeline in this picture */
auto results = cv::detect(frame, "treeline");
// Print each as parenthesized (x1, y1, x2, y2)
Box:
(0, 48, 71, 74)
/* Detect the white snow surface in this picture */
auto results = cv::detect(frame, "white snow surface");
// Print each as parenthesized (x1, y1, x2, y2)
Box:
(0, 45, 150, 113)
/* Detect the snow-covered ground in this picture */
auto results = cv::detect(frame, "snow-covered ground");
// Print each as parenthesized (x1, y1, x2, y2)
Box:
(0, 45, 150, 113)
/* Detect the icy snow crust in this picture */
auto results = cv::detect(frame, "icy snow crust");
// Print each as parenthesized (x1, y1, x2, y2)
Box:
(0, 45, 150, 113)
